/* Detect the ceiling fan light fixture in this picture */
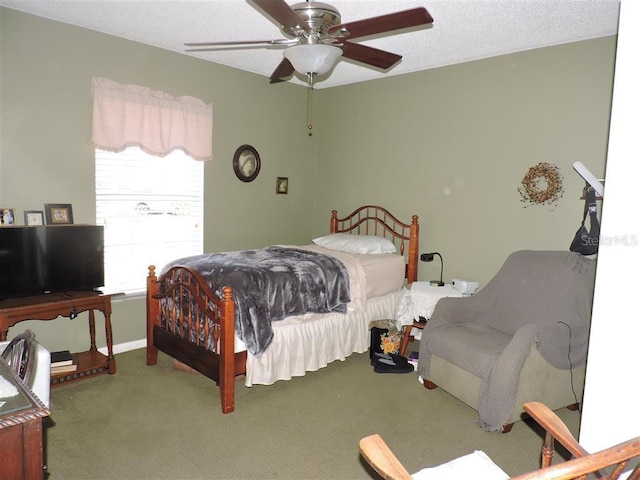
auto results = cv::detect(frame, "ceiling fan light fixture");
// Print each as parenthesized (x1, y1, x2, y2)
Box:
(283, 44, 343, 76)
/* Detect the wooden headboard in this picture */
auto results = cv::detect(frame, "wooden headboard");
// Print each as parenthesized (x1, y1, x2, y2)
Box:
(330, 205, 419, 284)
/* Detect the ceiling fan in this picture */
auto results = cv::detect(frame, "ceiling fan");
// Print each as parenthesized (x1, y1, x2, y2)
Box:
(185, 0, 434, 86)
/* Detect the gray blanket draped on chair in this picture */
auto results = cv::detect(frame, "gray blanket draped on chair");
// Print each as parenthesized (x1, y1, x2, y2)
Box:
(417, 250, 596, 431)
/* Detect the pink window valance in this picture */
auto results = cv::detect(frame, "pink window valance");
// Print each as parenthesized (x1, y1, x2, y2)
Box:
(90, 77, 213, 161)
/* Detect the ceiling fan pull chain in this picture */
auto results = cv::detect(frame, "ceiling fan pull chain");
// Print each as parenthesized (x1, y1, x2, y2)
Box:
(307, 74, 315, 136)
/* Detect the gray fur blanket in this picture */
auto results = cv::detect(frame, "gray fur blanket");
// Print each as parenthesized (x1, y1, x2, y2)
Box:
(417, 250, 596, 431)
(163, 246, 350, 357)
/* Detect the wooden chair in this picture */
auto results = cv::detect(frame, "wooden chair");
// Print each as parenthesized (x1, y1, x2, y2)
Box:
(0, 329, 37, 386)
(359, 402, 640, 480)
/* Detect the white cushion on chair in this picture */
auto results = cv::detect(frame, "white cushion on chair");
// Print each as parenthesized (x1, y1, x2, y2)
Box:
(0, 340, 50, 408)
(412, 450, 509, 480)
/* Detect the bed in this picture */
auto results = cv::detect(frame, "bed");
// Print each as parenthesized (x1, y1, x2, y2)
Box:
(146, 205, 419, 413)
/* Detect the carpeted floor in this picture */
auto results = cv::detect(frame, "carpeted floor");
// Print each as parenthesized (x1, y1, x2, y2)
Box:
(43, 345, 580, 479)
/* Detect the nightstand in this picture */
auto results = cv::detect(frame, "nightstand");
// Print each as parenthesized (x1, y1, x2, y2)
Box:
(397, 282, 464, 356)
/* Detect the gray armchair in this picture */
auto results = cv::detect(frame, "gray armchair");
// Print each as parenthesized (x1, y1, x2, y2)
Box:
(417, 250, 596, 432)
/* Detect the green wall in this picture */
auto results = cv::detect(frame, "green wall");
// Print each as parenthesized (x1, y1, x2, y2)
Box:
(0, 8, 314, 351)
(313, 37, 615, 287)
(0, 7, 617, 352)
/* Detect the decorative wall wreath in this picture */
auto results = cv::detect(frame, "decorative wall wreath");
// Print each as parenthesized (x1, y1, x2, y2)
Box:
(517, 162, 564, 208)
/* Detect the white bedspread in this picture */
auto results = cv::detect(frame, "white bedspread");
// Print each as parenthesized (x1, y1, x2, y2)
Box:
(245, 291, 400, 386)
(229, 245, 406, 385)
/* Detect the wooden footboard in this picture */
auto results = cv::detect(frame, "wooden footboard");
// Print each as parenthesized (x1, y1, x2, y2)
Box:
(146, 265, 246, 414)
(330, 205, 419, 284)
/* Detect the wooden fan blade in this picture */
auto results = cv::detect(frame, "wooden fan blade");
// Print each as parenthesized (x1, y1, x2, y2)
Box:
(251, 0, 311, 34)
(269, 58, 295, 83)
(341, 42, 401, 70)
(328, 7, 433, 40)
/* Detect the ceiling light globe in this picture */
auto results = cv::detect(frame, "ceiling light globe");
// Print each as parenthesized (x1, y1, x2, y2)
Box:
(283, 44, 343, 76)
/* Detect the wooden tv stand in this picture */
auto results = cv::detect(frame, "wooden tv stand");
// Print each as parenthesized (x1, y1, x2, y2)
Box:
(0, 291, 122, 386)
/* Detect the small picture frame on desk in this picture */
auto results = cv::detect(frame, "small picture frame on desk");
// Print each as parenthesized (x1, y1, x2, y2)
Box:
(45, 203, 73, 225)
(0, 208, 16, 225)
(24, 210, 45, 226)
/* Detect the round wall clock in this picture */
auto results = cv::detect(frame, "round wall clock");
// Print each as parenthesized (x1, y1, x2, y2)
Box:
(233, 145, 261, 183)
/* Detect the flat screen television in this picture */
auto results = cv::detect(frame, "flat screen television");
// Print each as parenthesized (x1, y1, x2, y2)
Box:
(0, 225, 104, 300)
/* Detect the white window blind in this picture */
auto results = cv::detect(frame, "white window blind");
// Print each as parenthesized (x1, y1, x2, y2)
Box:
(96, 147, 203, 295)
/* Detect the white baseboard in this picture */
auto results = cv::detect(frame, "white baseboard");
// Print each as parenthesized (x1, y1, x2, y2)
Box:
(98, 338, 146, 356)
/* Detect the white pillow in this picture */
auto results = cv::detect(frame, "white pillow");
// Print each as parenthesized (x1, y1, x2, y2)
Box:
(312, 233, 397, 255)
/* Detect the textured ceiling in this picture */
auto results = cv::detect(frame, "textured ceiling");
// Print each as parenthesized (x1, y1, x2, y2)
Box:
(0, 0, 620, 88)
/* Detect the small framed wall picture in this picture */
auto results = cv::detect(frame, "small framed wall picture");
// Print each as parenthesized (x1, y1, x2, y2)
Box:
(276, 177, 289, 194)
(45, 203, 74, 225)
(0, 208, 16, 225)
(233, 145, 261, 183)
(24, 210, 45, 226)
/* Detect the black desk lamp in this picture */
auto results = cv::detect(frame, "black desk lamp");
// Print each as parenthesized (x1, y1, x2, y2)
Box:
(420, 252, 444, 286)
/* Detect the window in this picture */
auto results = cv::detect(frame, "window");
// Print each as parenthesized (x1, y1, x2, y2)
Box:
(96, 147, 204, 295)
